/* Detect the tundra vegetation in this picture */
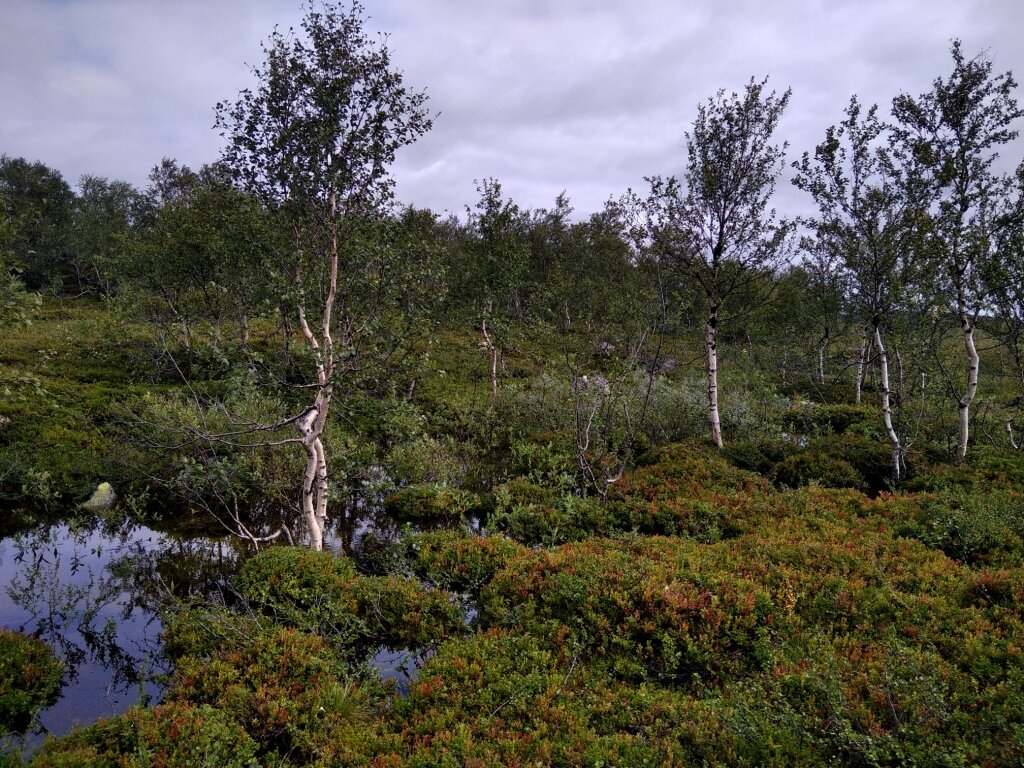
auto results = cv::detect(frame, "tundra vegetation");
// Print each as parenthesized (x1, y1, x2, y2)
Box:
(2, 2, 1024, 765)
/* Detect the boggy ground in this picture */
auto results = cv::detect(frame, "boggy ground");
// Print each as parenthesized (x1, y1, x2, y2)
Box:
(27, 441, 1024, 767)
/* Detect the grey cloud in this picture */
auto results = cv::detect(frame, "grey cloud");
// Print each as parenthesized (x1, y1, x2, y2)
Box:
(2, 0, 1022, 218)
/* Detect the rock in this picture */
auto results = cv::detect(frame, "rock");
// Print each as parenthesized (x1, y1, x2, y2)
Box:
(594, 340, 615, 358)
(0, 415, 10, 431)
(81, 482, 116, 511)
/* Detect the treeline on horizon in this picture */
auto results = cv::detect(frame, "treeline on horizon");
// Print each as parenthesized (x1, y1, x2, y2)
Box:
(2, 38, 1024, 482)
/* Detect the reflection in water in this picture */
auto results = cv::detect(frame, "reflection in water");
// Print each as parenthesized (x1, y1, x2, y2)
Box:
(0, 493, 471, 748)
(0, 515, 244, 746)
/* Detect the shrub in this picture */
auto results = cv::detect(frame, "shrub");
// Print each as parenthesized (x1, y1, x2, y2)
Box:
(606, 442, 767, 539)
(232, 547, 464, 654)
(481, 537, 777, 684)
(383, 483, 479, 522)
(772, 434, 894, 495)
(385, 433, 466, 487)
(904, 447, 1024, 493)
(389, 630, 692, 767)
(31, 703, 259, 768)
(408, 530, 526, 595)
(896, 489, 1024, 565)
(775, 450, 866, 491)
(722, 439, 796, 477)
(782, 403, 877, 436)
(0, 630, 62, 735)
(488, 478, 611, 546)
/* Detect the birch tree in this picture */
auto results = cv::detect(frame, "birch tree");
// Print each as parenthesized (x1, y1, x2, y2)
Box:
(985, 164, 1024, 448)
(793, 97, 922, 481)
(646, 78, 792, 448)
(214, 1, 432, 549)
(892, 41, 1023, 462)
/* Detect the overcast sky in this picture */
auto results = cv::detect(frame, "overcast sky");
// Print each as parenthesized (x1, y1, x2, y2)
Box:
(3, 0, 1024, 219)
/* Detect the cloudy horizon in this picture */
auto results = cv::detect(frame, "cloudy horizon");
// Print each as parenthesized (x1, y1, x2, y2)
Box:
(3, 0, 1024, 219)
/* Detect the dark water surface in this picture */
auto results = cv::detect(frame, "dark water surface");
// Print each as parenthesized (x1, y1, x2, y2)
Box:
(0, 500, 420, 751)
(0, 518, 242, 748)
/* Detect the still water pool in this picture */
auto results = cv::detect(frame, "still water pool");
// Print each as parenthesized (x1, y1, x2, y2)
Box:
(0, 503, 421, 751)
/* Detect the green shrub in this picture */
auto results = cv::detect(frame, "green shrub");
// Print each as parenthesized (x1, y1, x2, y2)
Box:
(385, 433, 466, 487)
(897, 489, 1024, 565)
(606, 442, 766, 539)
(31, 703, 259, 768)
(904, 447, 1024, 493)
(776, 450, 866, 491)
(722, 439, 796, 477)
(782, 403, 877, 436)
(481, 537, 776, 684)
(488, 478, 611, 546)
(383, 483, 479, 522)
(232, 547, 464, 654)
(390, 630, 692, 767)
(772, 434, 894, 495)
(408, 530, 527, 595)
(0, 630, 62, 735)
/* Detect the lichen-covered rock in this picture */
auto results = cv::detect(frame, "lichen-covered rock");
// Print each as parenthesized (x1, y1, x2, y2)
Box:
(80, 481, 115, 511)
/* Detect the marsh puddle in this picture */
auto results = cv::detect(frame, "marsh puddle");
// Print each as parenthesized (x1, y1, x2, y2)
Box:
(0, 498, 448, 748)
(0, 518, 242, 748)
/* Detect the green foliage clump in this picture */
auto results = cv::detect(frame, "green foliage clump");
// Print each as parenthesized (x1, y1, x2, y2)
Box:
(168, 622, 379, 764)
(726, 433, 894, 495)
(607, 441, 767, 539)
(385, 433, 466, 487)
(390, 630, 695, 767)
(480, 536, 776, 683)
(232, 547, 464, 654)
(775, 448, 867, 491)
(382, 483, 479, 522)
(488, 478, 610, 546)
(722, 438, 796, 477)
(904, 447, 1024, 493)
(782, 402, 878, 436)
(31, 703, 258, 768)
(408, 530, 526, 595)
(0, 630, 63, 735)
(894, 489, 1024, 565)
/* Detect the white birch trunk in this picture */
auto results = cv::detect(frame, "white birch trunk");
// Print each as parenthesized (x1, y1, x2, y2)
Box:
(956, 310, 980, 463)
(817, 329, 829, 385)
(855, 327, 869, 405)
(1007, 417, 1019, 451)
(482, 318, 497, 400)
(301, 443, 323, 551)
(292, 191, 340, 550)
(707, 307, 723, 449)
(873, 324, 903, 481)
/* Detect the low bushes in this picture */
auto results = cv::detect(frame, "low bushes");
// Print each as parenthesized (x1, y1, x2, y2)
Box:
(0, 630, 63, 735)
(480, 537, 777, 683)
(727, 434, 895, 495)
(782, 402, 878, 437)
(488, 478, 611, 546)
(893, 488, 1024, 565)
(30, 441, 1024, 766)
(383, 483, 480, 522)
(232, 547, 464, 654)
(607, 441, 768, 539)
(30, 702, 259, 768)
(408, 529, 526, 595)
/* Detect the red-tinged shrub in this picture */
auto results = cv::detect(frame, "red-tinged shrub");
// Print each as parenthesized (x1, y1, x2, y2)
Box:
(30, 702, 259, 768)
